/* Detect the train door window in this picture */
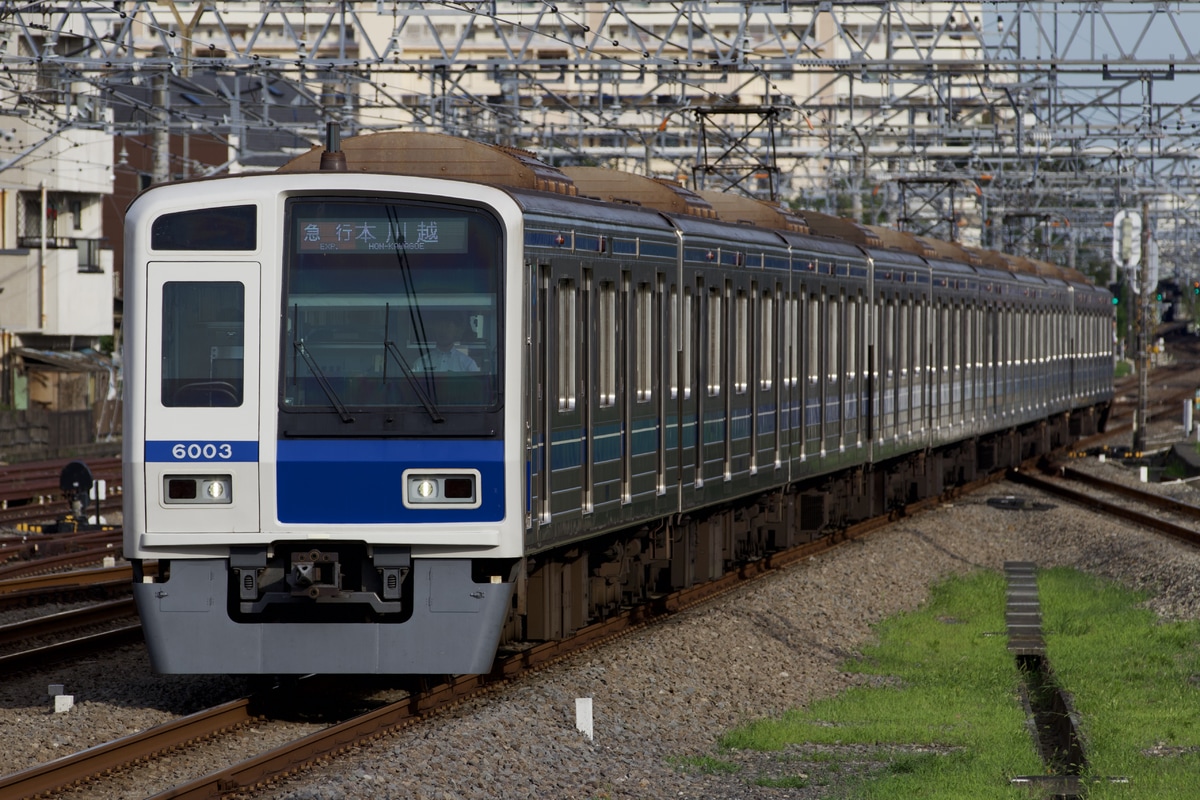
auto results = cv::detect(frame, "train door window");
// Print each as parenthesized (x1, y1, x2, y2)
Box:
(883, 297, 894, 380)
(598, 281, 616, 407)
(760, 290, 775, 391)
(557, 279, 577, 411)
(940, 303, 950, 375)
(682, 287, 694, 398)
(734, 289, 748, 394)
(707, 287, 723, 397)
(846, 294, 857, 382)
(917, 299, 927, 381)
(635, 282, 653, 402)
(669, 286, 693, 400)
(785, 293, 798, 388)
(161, 281, 244, 407)
(828, 293, 841, 383)
(807, 293, 820, 386)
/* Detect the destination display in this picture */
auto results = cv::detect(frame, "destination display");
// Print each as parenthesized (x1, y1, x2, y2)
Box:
(296, 216, 469, 253)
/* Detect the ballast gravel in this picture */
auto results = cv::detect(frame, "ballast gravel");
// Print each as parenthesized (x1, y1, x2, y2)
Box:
(4, 428, 1200, 799)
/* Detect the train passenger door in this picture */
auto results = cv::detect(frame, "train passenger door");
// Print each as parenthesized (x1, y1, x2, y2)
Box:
(142, 262, 261, 535)
(534, 263, 589, 546)
(673, 282, 700, 505)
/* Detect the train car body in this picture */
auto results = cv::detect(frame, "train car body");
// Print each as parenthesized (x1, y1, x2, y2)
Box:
(123, 132, 1113, 674)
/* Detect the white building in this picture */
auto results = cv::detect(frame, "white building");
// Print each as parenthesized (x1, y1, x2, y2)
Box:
(0, 33, 115, 412)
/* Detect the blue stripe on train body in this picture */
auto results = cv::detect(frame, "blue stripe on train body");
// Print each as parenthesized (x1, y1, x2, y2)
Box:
(276, 439, 505, 524)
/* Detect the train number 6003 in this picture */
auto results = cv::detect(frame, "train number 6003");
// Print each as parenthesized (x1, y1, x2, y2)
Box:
(171, 442, 233, 460)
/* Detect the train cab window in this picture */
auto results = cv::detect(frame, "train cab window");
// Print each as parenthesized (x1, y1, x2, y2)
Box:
(280, 198, 502, 434)
(161, 281, 244, 407)
(152, 205, 256, 251)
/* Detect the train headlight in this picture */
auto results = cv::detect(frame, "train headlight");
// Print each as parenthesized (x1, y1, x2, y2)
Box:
(403, 469, 480, 509)
(164, 474, 233, 504)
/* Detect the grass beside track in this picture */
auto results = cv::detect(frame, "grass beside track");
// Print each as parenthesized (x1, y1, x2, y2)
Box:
(1041, 568, 1200, 798)
(685, 569, 1200, 798)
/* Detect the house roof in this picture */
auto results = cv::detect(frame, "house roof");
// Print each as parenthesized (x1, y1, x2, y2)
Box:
(14, 347, 111, 373)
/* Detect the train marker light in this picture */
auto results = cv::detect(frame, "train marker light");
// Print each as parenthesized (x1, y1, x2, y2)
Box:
(403, 469, 481, 508)
(164, 475, 233, 504)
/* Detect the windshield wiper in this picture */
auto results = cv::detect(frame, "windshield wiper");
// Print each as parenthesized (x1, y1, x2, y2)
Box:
(384, 340, 444, 423)
(292, 340, 354, 423)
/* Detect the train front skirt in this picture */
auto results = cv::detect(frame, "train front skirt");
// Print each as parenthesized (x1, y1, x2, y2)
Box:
(133, 558, 514, 674)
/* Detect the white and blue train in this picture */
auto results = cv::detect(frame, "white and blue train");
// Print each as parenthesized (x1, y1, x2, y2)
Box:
(123, 131, 1113, 674)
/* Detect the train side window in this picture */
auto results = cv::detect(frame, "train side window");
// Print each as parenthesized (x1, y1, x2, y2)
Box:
(161, 281, 244, 407)
(152, 205, 256, 251)
(557, 279, 577, 411)
(598, 281, 616, 407)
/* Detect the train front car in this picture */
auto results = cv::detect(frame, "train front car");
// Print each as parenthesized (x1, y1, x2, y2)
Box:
(123, 173, 525, 674)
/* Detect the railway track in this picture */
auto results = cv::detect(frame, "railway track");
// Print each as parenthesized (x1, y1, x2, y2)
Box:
(0, 455, 122, 526)
(0, 562, 139, 611)
(4, 345, 1196, 798)
(0, 530, 123, 580)
(0, 600, 142, 676)
(1012, 461, 1200, 548)
(0, 467, 1010, 800)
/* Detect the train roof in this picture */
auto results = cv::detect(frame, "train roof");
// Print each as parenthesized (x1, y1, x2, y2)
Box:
(562, 167, 719, 220)
(279, 130, 1092, 286)
(913, 235, 982, 267)
(798, 210, 883, 248)
(278, 130, 578, 196)
(694, 191, 810, 234)
(864, 225, 936, 258)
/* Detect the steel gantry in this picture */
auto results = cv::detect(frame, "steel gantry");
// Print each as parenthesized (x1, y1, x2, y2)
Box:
(4, 1, 1200, 276)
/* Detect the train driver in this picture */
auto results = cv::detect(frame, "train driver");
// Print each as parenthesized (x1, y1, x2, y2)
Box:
(415, 314, 480, 373)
